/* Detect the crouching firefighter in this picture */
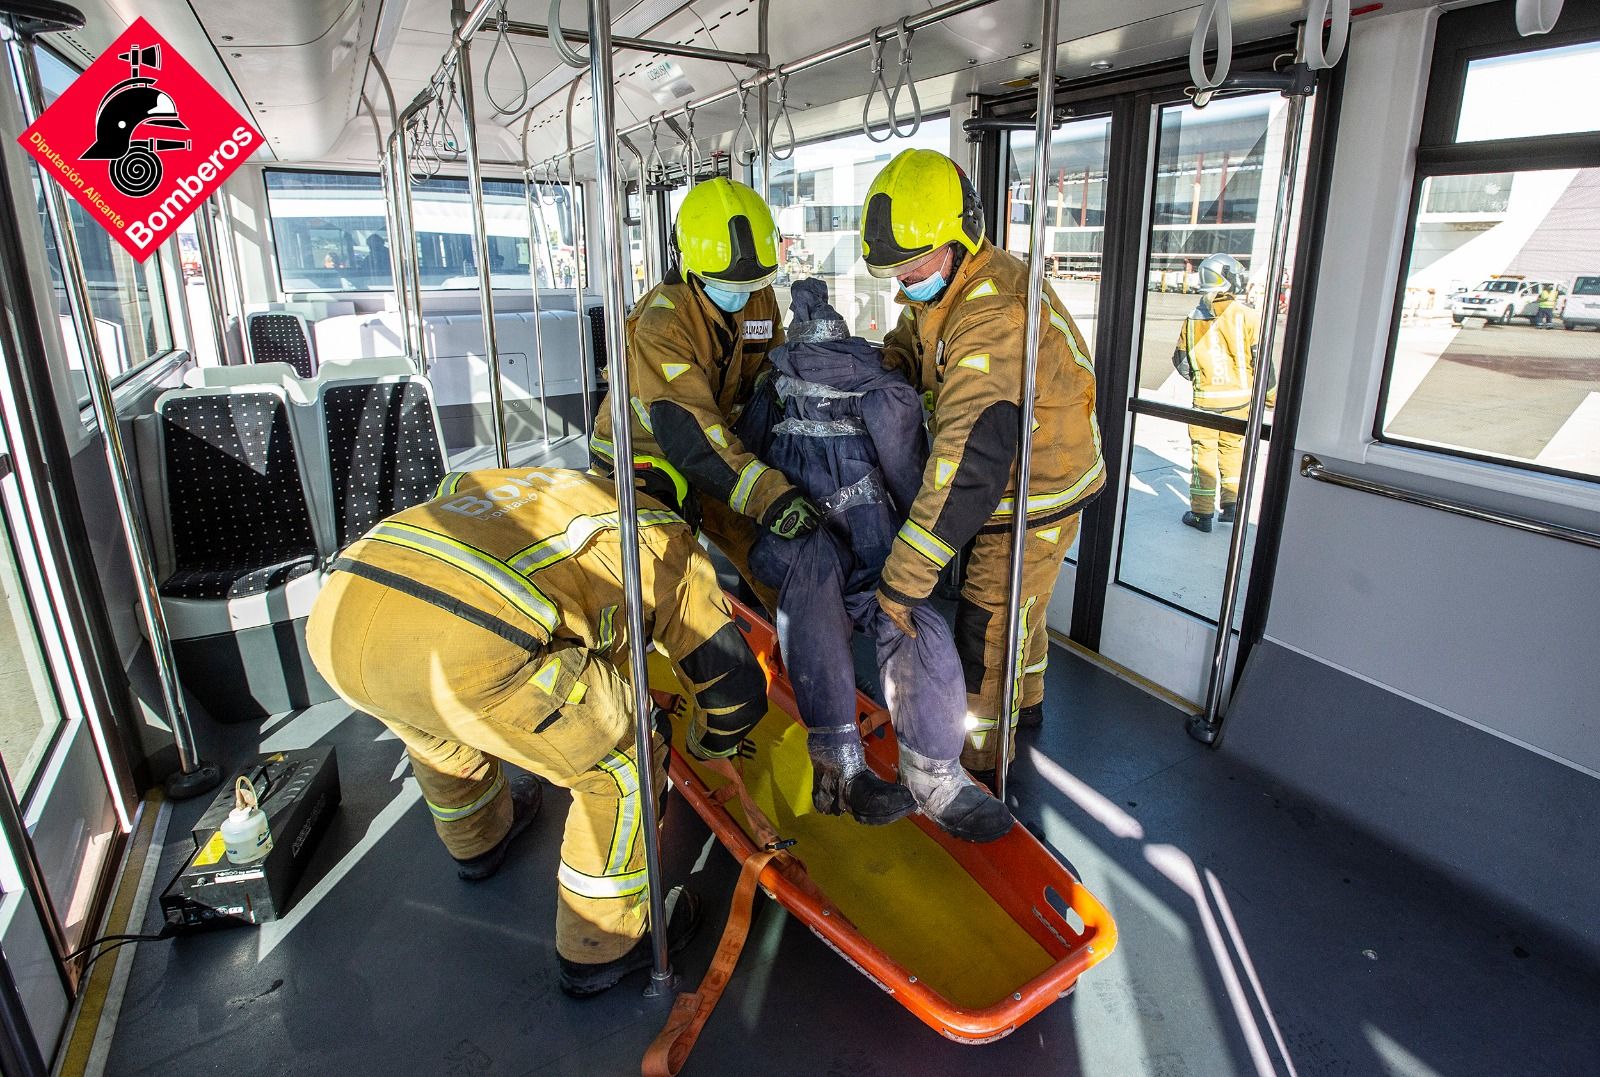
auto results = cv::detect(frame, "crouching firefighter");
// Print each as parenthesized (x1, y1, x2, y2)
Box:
(590, 178, 822, 614)
(306, 468, 773, 998)
(862, 149, 1105, 779)
(738, 279, 1013, 842)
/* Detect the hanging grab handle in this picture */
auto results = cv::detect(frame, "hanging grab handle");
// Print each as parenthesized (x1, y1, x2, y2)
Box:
(681, 106, 701, 178)
(647, 116, 668, 179)
(485, 0, 531, 115)
(1514, 0, 1563, 36)
(732, 80, 761, 166)
(861, 30, 895, 143)
(1189, 0, 1234, 95)
(1301, 0, 1351, 70)
(887, 18, 922, 139)
(549, 0, 590, 67)
(769, 73, 796, 162)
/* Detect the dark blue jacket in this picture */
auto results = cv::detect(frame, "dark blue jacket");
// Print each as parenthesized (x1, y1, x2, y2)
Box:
(739, 279, 928, 594)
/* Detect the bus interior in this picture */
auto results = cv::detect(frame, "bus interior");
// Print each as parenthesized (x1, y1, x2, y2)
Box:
(0, 0, 1595, 1074)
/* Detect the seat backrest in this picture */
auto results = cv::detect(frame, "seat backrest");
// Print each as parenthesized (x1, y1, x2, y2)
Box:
(318, 376, 447, 548)
(314, 356, 414, 383)
(183, 362, 301, 390)
(156, 387, 317, 572)
(246, 312, 318, 378)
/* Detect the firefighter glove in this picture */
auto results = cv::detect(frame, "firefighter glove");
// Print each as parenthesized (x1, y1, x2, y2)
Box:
(762, 489, 822, 539)
(877, 589, 918, 638)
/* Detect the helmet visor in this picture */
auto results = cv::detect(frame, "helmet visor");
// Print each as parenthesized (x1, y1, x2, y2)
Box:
(693, 269, 776, 294)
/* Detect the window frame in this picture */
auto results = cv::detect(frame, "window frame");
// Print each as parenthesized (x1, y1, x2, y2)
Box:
(262, 166, 575, 297)
(1372, 2, 1600, 485)
(30, 43, 182, 415)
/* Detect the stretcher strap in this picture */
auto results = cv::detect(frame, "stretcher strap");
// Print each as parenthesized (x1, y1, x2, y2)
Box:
(641, 848, 782, 1077)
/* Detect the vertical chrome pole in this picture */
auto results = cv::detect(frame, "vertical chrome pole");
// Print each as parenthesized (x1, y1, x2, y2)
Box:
(211, 194, 248, 340)
(454, 8, 510, 467)
(372, 57, 423, 368)
(395, 129, 429, 369)
(522, 170, 552, 449)
(567, 153, 595, 431)
(7, 28, 220, 798)
(1191, 88, 1309, 744)
(366, 93, 414, 365)
(587, 0, 674, 995)
(995, 0, 1059, 803)
(191, 200, 232, 363)
(754, 0, 773, 200)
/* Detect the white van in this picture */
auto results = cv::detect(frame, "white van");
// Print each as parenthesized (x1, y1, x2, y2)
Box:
(1562, 275, 1600, 330)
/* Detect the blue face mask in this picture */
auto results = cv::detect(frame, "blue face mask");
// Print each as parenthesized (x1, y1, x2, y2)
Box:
(900, 271, 947, 303)
(703, 283, 751, 313)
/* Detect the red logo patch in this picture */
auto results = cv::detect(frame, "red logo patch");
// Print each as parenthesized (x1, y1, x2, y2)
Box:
(16, 18, 261, 262)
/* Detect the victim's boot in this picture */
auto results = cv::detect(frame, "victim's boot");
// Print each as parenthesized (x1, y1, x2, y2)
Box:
(810, 727, 916, 825)
(900, 746, 1014, 843)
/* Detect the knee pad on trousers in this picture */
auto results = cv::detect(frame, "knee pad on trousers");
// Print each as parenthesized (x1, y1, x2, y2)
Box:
(678, 622, 767, 757)
(954, 600, 992, 697)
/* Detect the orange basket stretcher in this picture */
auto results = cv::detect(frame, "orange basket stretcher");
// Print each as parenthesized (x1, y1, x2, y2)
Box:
(653, 598, 1118, 1045)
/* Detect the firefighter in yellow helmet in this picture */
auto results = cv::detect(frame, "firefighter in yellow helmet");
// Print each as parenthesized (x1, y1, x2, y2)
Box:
(306, 467, 779, 998)
(591, 178, 820, 613)
(863, 149, 1105, 777)
(1171, 253, 1272, 533)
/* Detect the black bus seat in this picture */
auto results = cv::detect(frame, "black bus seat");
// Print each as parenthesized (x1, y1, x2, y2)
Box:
(246, 311, 318, 378)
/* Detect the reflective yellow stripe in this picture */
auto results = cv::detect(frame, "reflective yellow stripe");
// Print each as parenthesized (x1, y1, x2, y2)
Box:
(729, 460, 770, 514)
(1024, 656, 1048, 675)
(424, 773, 505, 822)
(565, 680, 587, 704)
(530, 656, 562, 694)
(435, 472, 467, 498)
(966, 279, 998, 300)
(957, 353, 990, 373)
(661, 362, 691, 382)
(368, 522, 558, 633)
(557, 862, 648, 899)
(993, 454, 1106, 517)
(598, 604, 617, 650)
(1194, 387, 1251, 407)
(594, 751, 640, 875)
(897, 520, 955, 567)
(1049, 308, 1095, 375)
(508, 510, 680, 576)
(650, 294, 675, 310)
(630, 396, 654, 432)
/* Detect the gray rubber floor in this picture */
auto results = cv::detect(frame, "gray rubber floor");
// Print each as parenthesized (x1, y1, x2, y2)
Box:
(102, 646, 1600, 1077)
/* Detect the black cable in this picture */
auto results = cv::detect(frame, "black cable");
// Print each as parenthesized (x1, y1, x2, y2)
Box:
(63, 930, 170, 963)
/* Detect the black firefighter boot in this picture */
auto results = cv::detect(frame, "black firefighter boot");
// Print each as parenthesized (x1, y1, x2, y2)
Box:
(810, 727, 916, 825)
(901, 747, 1014, 844)
(454, 774, 544, 881)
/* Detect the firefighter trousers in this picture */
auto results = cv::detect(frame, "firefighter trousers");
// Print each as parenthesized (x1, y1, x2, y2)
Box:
(307, 572, 666, 965)
(1188, 406, 1249, 515)
(955, 514, 1082, 771)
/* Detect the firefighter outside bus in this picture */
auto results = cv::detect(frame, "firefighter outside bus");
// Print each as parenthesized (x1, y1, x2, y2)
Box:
(1171, 253, 1274, 534)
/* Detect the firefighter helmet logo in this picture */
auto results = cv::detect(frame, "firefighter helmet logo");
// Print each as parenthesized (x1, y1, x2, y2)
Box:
(17, 17, 260, 261)
(80, 44, 191, 198)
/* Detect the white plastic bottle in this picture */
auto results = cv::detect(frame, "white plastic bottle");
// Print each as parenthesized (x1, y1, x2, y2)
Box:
(221, 776, 274, 865)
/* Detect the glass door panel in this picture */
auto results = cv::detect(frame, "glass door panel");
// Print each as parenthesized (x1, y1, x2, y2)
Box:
(1100, 90, 1313, 700)
(1005, 114, 1113, 568)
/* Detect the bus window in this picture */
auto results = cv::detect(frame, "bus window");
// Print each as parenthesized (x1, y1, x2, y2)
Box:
(31, 44, 175, 403)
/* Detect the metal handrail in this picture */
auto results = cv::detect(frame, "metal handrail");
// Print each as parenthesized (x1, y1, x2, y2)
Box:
(1300, 455, 1600, 551)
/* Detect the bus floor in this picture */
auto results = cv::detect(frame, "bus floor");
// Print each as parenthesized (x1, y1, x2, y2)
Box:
(93, 646, 1599, 1077)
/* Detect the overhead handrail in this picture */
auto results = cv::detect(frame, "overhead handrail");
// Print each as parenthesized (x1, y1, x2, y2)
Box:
(768, 72, 796, 161)
(549, 0, 589, 67)
(1300, 456, 1600, 550)
(1302, 0, 1351, 70)
(485, 0, 531, 115)
(861, 29, 895, 143)
(1515, 0, 1563, 36)
(887, 17, 922, 138)
(523, 0, 1003, 166)
(1189, 0, 1233, 96)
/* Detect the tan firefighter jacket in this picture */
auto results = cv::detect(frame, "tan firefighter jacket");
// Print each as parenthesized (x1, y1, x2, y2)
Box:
(878, 240, 1105, 605)
(332, 467, 760, 757)
(590, 269, 795, 524)
(1172, 294, 1265, 411)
